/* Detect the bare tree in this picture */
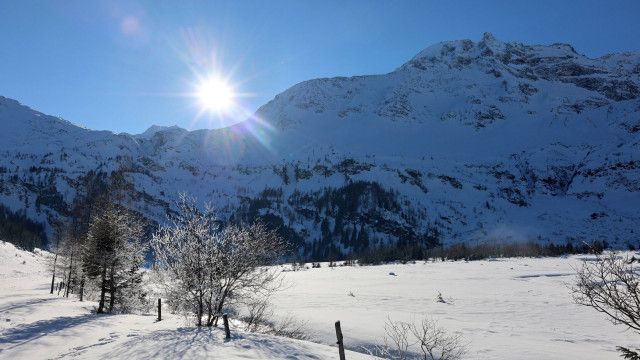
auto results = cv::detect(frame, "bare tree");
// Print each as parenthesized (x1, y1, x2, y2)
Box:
(60, 222, 83, 298)
(50, 193, 99, 300)
(152, 194, 288, 327)
(152, 194, 218, 325)
(48, 219, 83, 298)
(48, 221, 64, 294)
(572, 253, 640, 357)
(207, 222, 287, 326)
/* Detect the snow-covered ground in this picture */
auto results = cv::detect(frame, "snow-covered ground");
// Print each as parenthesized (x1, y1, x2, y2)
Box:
(1, 240, 637, 359)
(0, 241, 372, 359)
(272, 256, 638, 359)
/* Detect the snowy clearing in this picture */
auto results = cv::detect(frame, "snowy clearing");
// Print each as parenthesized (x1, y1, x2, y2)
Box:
(271, 256, 638, 359)
(0, 241, 372, 360)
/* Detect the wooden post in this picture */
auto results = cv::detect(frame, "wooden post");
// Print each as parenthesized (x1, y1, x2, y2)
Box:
(335, 320, 346, 360)
(223, 314, 231, 340)
(157, 298, 162, 322)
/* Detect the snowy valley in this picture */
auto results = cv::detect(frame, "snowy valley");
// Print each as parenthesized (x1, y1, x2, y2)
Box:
(0, 240, 636, 359)
(1, 31, 640, 360)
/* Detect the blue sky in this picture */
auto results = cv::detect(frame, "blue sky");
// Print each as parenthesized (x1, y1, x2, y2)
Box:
(1, 0, 639, 134)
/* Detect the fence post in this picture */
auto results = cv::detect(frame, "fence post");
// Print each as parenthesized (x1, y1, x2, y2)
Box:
(157, 298, 162, 321)
(223, 314, 231, 340)
(335, 320, 346, 360)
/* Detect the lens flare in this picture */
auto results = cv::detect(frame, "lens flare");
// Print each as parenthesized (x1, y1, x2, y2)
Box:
(196, 76, 235, 112)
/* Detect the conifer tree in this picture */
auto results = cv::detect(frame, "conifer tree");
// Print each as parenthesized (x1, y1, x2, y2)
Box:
(83, 200, 146, 313)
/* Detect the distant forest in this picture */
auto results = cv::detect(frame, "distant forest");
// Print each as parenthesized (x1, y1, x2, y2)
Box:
(0, 203, 47, 250)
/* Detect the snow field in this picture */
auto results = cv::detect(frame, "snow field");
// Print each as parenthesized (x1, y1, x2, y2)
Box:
(0, 241, 373, 359)
(272, 255, 638, 359)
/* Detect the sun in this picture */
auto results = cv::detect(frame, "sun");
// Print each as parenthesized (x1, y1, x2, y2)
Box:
(196, 76, 235, 112)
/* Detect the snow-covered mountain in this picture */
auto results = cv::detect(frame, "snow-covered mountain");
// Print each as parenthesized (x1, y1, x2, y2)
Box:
(1, 33, 638, 258)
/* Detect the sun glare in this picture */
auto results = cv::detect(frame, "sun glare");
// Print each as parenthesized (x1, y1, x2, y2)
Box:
(196, 77, 235, 112)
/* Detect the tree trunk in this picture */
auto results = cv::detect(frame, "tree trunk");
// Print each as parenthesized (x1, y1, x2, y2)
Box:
(206, 299, 213, 327)
(57, 275, 65, 296)
(108, 262, 116, 312)
(223, 314, 230, 340)
(197, 291, 203, 326)
(97, 262, 107, 313)
(64, 253, 74, 298)
(50, 252, 58, 294)
(212, 287, 230, 327)
(79, 276, 85, 302)
(206, 288, 218, 327)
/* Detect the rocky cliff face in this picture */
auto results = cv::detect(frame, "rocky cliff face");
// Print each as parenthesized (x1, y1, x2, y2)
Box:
(1, 33, 638, 258)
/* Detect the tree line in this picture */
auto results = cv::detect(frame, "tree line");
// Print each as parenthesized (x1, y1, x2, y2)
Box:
(0, 203, 47, 251)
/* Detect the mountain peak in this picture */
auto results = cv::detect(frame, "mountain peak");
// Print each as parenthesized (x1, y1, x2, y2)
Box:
(136, 124, 186, 139)
(403, 33, 507, 70)
(481, 32, 497, 43)
(478, 31, 506, 52)
(400, 32, 613, 75)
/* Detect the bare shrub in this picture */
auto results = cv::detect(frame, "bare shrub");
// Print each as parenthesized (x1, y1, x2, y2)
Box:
(572, 253, 640, 357)
(409, 318, 466, 360)
(379, 317, 466, 360)
(573, 253, 640, 330)
(243, 297, 272, 332)
(239, 297, 311, 341)
(270, 314, 311, 341)
(383, 318, 411, 359)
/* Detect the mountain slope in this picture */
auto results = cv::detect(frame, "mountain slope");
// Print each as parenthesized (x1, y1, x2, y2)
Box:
(0, 33, 638, 258)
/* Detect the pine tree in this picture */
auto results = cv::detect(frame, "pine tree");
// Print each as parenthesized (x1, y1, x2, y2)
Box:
(320, 218, 331, 241)
(83, 200, 146, 313)
(357, 224, 369, 250)
(350, 226, 358, 249)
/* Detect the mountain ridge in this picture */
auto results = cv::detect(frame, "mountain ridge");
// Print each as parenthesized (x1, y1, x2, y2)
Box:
(0, 34, 638, 258)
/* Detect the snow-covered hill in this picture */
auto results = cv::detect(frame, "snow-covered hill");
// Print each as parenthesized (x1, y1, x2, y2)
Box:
(0, 33, 638, 258)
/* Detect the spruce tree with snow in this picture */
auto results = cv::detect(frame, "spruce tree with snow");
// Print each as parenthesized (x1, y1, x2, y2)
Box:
(82, 199, 147, 313)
